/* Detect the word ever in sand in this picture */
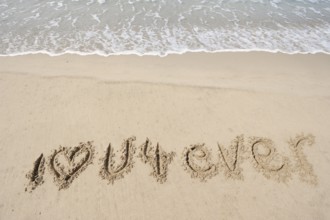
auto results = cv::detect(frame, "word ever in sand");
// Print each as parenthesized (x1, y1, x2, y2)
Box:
(25, 133, 317, 192)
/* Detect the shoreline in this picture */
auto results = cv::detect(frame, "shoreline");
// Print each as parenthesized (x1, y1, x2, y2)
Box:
(1, 49, 330, 58)
(1, 52, 330, 96)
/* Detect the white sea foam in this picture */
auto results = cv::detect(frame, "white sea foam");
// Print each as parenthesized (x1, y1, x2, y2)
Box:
(0, 0, 330, 56)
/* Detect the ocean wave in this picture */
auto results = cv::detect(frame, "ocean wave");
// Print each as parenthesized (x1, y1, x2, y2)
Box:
(1, 48, 329, 58)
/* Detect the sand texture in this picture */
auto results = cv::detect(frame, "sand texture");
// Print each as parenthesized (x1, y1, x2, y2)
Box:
(0, 52, 330, 219)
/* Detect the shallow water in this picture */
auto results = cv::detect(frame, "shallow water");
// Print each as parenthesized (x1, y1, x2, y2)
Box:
(1, 0, 330, 56)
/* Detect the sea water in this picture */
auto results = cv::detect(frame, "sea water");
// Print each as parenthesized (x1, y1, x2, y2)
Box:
(0, 0, 330, 56)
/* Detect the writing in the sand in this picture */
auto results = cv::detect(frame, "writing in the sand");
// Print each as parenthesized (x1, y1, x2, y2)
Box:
(25, 133, 317, 192)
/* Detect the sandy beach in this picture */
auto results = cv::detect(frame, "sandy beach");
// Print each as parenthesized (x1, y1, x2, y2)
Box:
(0, 52, 330, 219)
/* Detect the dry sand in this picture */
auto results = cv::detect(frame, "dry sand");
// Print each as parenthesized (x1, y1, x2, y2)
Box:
(0, 52, 330, 219)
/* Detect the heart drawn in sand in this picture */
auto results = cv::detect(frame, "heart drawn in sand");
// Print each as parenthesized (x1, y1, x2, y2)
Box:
(48, 142, 95, 190)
